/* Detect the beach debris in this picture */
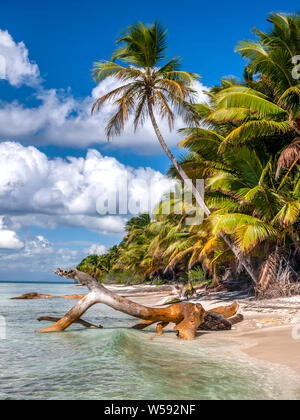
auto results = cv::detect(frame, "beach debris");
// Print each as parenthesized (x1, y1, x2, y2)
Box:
(227, 314, 244, 325)
(61, 294, 87, 300)
(11, 292, 55, 300)
(35, 268, 242, 340)
(10, 292, 87, 300)
(198, 313, 232, 331)
(197, 303, 243, 331)
(37, 316, 102, 329)
(158, 296, 181, 305)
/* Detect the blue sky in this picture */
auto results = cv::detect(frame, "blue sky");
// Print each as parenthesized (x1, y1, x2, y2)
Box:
(0, 0, 299, 281)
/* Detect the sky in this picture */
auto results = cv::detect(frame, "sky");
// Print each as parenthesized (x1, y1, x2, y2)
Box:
(0, 0, 299, 281)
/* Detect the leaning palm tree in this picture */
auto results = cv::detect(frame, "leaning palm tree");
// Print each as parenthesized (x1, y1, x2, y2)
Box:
(215, 13, 300, 175)
(91, 22, 257, 284)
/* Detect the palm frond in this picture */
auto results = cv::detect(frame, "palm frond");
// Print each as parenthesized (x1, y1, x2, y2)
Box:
(92, 61, 127, 82)
(276, 138, 300, 178)
(217, 92, 287, 117)
(272, 199, 300, 226)
(220, 120, 291, 151)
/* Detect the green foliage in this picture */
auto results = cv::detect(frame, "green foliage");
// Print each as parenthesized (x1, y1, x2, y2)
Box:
(152, 277, 164, 285)
(102, 270, 143, 285)
(77, 14, 300, 289)
(92, 22, 201, 140)
(188, 267, 206, 283)
(77, 245, 120, 281)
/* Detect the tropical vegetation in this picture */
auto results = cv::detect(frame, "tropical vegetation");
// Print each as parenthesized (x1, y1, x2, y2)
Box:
(78, 13, 300, 298)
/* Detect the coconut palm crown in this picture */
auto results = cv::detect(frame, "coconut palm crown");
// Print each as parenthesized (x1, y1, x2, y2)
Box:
(91, 22, 200, 139)
(91, 21, 259, 285)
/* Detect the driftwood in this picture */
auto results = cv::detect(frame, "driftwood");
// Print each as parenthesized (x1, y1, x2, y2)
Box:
(11, 292, 55, 300)
(36, 269, 241, 340)
(199, 313, 232, 331)
(61, 294, 87, 300)
(37, 316, 103, 329)
(199, 313, 244, 331)
(10, 292, 87, 300)
(12, 291, 174, 300)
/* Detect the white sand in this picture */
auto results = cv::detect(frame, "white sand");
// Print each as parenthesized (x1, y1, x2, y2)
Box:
(126, 287, 300, 373)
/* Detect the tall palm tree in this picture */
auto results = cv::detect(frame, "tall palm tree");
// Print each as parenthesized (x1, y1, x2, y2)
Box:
(91, 22, 258, 284)
(213, 13, 300, 175)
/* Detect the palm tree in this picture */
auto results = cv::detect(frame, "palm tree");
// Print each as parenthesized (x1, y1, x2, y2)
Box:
(213, 13, 300, 175)
(173, 127, 299, 276)
(91, 22, 258, 284)
(114, 213, 153, 275)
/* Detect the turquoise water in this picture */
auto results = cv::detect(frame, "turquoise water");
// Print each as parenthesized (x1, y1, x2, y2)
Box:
(0, 282, 299, 400)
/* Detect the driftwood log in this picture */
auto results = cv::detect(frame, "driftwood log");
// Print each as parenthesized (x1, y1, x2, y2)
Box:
(36, 269, 241, 340)
(11, 292, 55, 300)
(37, 316, 103, 329)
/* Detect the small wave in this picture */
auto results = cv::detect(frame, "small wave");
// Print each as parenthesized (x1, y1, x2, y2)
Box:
(1, 282, 300, 400)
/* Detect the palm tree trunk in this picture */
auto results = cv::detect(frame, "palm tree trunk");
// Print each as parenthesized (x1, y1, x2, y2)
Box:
(147, 101, 257, 285)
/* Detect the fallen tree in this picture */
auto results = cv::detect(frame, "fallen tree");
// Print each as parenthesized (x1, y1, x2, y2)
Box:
(36, 268, 241, 340)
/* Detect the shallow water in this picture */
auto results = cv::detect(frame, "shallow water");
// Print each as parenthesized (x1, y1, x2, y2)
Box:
(0, 282, 299, 400)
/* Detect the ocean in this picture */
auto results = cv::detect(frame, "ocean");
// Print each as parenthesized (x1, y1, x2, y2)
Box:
(0, 282, 299, 400)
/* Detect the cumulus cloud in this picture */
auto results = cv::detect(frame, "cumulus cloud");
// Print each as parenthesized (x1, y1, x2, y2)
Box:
(0, 223, 110, 275)
(83, 243, 107, 255)
(0, 29, 40, 86)
(0, 29, 209, 152)
(0, 141, 175, 234)
(0, 217, 24, 249)
(0, 77, 208, 151)
(0, 29, 207, 278)
(0, 229, 24, 250)
(0, 234, 82, 273)
(0, 89, 75, 138)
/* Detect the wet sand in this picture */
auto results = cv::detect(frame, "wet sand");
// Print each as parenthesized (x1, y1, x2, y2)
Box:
(127, 288, 300, 373)
(16, 281, 300, 374)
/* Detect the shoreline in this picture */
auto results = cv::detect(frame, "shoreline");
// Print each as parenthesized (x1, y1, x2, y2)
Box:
(8, 281, 300, 376)
(4, 281, 300, 400)
(125, 287, 300, 375)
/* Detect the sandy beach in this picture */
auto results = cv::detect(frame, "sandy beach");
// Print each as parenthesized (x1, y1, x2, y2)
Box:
(119, 285, 300, 374)
(3, 281, 300, 399)
(13, 281, 300, 374)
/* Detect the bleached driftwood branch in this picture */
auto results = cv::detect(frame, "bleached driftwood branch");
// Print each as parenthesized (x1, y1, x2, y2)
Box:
(36, 268, 240, 340)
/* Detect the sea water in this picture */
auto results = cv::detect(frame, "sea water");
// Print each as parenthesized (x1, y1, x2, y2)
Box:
(0, 282, 299, 400)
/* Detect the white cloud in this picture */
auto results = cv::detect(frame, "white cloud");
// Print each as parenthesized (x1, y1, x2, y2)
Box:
(0, 228, 111, 274)
(0, 89, 75, 138)
(0, 141, 174, 235)
(0, 29, 207, 278)
(84, 243, 107, 255)
(0, 29, 209, 152)
(0, 229, 24, 250)
(0, 29, 40, 87)
(0, 78, 208, 151)
(0, 234, 81, 273)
